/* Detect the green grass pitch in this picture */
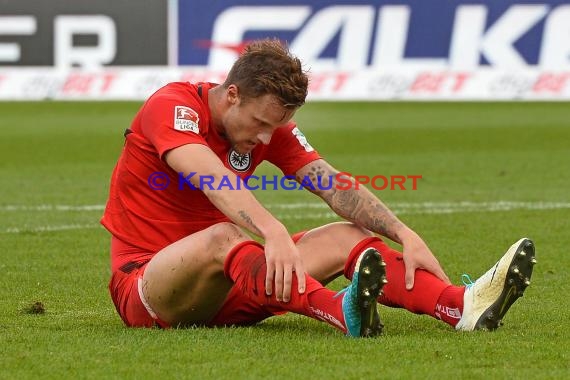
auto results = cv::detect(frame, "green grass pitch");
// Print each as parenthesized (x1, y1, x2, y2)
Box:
(0, 101, 569, 379)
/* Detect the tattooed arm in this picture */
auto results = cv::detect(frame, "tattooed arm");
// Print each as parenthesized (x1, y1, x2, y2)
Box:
(296, 159, 404, 240)
(296, 159, 450, 288)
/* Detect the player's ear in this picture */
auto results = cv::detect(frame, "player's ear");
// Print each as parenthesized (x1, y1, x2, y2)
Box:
(227, 84, 239, 105)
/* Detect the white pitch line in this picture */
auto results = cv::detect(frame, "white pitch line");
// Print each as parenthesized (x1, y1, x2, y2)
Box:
(0, 204, 105, 211)
(269, 201, 570, 212)
(3, 201, 570, 213)
(2, 201, 570, 234)
(4, 223, 100, 234)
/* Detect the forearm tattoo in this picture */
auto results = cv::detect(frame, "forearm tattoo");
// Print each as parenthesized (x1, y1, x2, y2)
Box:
(299, 163, 404, 243)
(333, 187, 403, 242)
(308, 165, 326, 182)
(238, 210, 262, 235)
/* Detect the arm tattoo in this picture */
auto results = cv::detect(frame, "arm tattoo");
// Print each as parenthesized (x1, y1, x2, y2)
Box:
(328, 186, 403, 242)
(238, 210, 262, 235)
(298, 165, 326, 185)
(300, 163, 404, 242)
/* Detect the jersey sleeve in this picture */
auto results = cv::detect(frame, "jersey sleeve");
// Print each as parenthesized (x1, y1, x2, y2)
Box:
(265, 122, 321, 176)
(139, 91, 209, 159)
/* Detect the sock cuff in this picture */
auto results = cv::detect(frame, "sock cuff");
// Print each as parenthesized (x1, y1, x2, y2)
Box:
(223, 240, 264, 280)
(344, 236, 384, 279)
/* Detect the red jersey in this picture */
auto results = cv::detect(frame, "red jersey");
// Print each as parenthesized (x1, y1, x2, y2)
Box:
(101, 82, 321, 271)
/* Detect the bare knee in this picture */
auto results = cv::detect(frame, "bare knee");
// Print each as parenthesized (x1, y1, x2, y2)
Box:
(297, 222, 374, 283)
(319, 222, 374, 246)
(208, 222, 249, 245)
(298, 222, 373, 251)
(206, 222, 250, 263)
(334, 222, 374, 239)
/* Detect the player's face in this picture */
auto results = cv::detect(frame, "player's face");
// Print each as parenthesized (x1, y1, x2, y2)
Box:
(222, 89, 296, 154)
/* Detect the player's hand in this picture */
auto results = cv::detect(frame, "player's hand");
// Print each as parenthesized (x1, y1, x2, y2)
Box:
(264, 236, 306, 302)
(401, 231, 450, 290)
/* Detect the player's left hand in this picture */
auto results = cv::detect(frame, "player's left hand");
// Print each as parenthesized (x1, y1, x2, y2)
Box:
(401, 231, 451, 290)
(264, 234, 306, 302)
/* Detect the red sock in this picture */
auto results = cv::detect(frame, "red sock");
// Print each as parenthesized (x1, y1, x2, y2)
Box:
(345, 237, 459, 325)
(224, 241, 347, 333)
(434, 286, 465, 327)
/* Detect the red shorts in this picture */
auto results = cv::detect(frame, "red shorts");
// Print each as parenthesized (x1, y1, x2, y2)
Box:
(108, 231, 308, 328)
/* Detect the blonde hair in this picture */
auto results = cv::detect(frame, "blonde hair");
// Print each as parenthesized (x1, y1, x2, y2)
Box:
(223, 39, 308, 109)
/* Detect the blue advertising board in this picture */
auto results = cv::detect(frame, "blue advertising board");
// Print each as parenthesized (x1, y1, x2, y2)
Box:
(175, 0, 570, 68)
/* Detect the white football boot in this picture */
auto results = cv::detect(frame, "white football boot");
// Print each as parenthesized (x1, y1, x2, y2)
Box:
(456, 238, 536, 331)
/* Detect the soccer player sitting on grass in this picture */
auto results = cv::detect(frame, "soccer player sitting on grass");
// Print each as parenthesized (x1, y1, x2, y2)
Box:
(101, 39, 536, 336)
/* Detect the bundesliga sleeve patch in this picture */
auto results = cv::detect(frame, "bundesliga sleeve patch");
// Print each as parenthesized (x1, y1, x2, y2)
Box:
(173, 105, 200, 134)
(292, 127, 314, 152)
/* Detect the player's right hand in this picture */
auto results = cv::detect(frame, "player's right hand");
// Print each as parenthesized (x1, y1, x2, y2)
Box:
(264, 236, 306, 302)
